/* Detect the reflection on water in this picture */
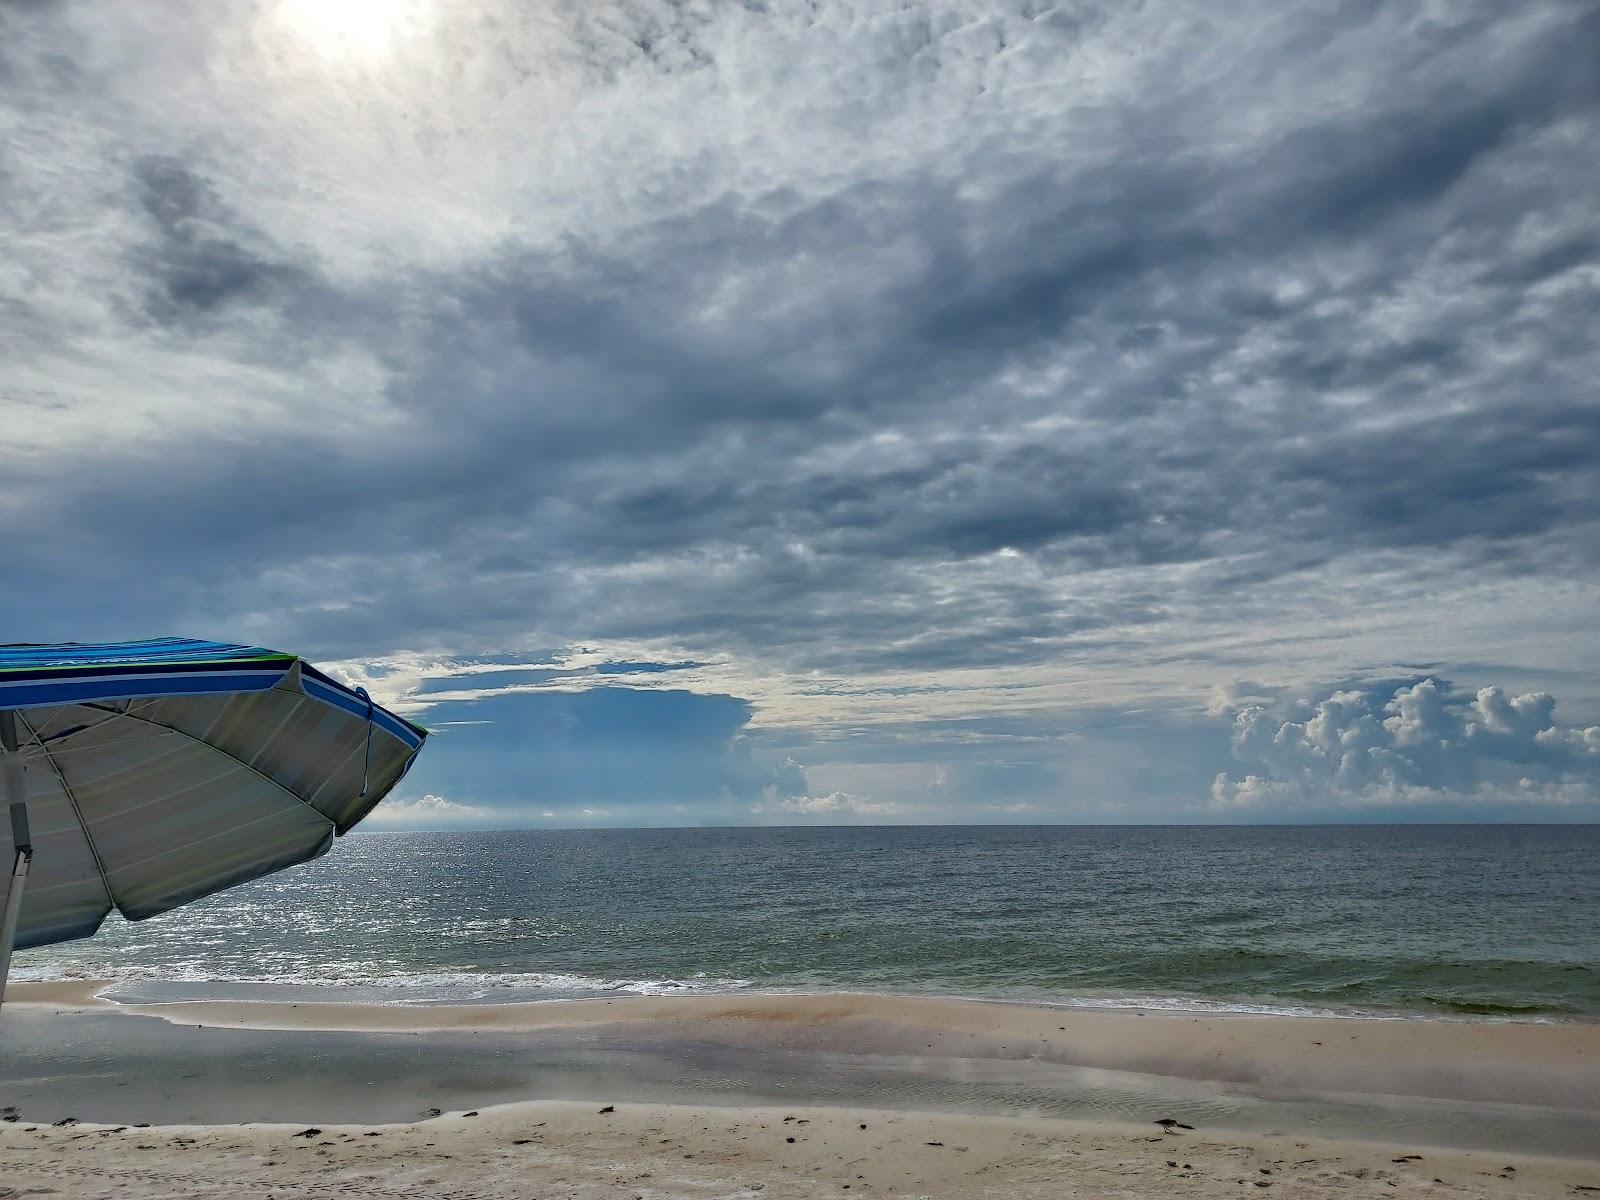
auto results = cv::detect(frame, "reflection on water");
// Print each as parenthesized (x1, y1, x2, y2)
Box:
(15, 826, 1600, 1019)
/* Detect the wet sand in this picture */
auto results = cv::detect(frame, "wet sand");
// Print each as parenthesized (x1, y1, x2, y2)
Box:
(3, 981, 1598, 1197)
(14, 980, 1600, 1110)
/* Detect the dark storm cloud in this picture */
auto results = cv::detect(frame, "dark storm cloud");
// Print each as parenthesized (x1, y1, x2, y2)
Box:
(131, 156, 317, 322)
(396, 687, 807, 817)
(2, 1, 1598, 818)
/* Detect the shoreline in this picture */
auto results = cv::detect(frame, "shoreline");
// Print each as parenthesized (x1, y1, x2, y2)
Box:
(5, 980, 1599, 1195)
(6, 980, 1599, 1129)
(11, 974, 1595, 1026)
(13, 979, 1600, 1080)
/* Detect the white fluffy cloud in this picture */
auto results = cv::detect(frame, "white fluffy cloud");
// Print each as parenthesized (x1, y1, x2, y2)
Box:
(365, 793, 495, 827)
(773, 791, 907, 818)
(1213, 679, 1600, 810)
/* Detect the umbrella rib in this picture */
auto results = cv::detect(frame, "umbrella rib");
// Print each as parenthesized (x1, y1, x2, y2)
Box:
(82, 702, 338, 838)
(16, 711, 118, 912)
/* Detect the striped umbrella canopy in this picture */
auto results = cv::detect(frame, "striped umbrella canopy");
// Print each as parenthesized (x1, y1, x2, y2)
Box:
(0, 638, 427, 1003)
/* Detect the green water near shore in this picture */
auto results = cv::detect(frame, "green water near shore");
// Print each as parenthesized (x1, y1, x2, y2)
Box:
(17, 824, 1600, 1018)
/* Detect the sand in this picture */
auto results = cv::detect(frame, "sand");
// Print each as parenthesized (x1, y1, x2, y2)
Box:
(4, 982, 1599, 1198)
(4, 1101, 1598, 1199)
(13, 980, 1599, 1109)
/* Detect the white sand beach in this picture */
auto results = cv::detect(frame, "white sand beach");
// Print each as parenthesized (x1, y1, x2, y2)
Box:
(4, 1099, 1599, 1200)
(3, 982, 1598, 1198)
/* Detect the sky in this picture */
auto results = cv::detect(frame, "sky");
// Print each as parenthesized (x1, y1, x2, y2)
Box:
(2, 0, 1597, 827)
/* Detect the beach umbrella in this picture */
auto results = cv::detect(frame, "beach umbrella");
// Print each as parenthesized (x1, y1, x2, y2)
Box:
(0, 638, 428, 1005)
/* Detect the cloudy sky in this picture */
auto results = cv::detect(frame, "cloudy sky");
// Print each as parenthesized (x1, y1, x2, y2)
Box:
(4, 0, 1597, 826)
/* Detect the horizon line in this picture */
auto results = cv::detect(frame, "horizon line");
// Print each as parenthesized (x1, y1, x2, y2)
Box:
(351, 819, 1600, 833)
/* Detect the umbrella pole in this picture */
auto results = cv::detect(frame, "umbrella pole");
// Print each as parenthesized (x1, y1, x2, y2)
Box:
(0, 711, 30, 1010)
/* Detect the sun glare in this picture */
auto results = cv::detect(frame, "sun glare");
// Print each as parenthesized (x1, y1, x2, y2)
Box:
(275, 0, 425, 59)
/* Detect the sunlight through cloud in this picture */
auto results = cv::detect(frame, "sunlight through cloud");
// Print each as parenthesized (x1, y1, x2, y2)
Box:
(272, 0, 429, 59)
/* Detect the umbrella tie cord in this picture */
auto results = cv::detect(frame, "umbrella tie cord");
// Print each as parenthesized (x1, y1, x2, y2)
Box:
(356, 686, 375, 799)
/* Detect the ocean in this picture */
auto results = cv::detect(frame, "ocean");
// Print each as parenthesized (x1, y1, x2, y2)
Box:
(15, 824, 1600, 1019)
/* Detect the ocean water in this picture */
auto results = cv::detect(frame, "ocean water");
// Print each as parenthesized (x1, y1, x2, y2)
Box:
(14, 825, 1600, 1019)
